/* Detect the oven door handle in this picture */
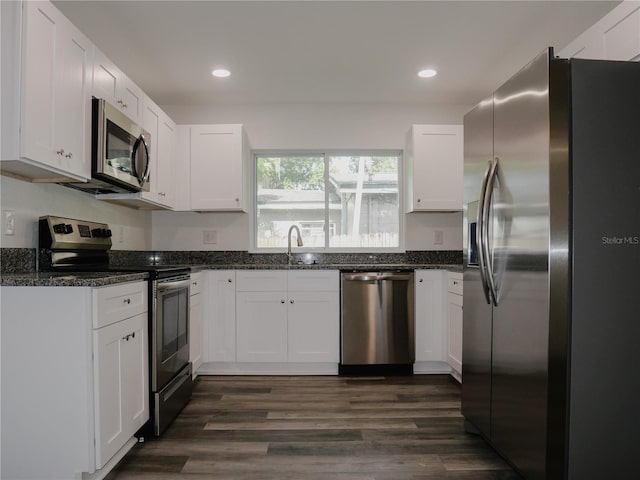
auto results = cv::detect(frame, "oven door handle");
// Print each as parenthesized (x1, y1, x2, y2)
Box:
(157, 279, 191, 291)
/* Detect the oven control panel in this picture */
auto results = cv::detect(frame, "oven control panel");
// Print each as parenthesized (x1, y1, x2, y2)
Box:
(39, 216, 113, 250)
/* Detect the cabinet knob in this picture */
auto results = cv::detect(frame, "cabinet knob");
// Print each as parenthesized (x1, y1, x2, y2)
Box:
(56, 149, 65, 156)
(117, 99, 128, 109)
(419, 278, 423, 283)
(123, 298, 131, 304)
(453, 280, 459, 285)
(281, 300, 285, 304)
(131, 331, 135, 339)
(193, 281, 198, 286)
(65, 152, 73, 159)
(235, 198, 240, 203)
(227, 278, 232, 283)
(290, 300, 294, 304)
(417, 198, 421, 203)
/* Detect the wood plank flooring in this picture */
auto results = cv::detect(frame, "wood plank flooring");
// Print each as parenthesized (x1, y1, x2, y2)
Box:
(105, 375, 522, 479)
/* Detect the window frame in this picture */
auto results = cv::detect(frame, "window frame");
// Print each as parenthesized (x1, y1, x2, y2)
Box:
(250, 150, 405, 253)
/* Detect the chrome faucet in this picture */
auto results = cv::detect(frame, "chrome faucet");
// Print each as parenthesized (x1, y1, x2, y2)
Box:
(287, 225, 303, 264)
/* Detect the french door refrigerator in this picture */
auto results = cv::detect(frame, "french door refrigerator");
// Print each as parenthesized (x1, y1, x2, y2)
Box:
(462, 48, 640, 480)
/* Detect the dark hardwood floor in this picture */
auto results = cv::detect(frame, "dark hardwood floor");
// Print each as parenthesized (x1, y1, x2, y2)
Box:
(106, 375, 521, 479)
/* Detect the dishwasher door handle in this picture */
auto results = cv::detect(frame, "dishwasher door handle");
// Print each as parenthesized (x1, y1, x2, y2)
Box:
(342, 272, 413, 282)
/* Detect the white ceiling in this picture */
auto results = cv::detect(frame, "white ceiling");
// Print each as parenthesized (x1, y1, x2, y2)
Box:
(53, 0, 620, 108)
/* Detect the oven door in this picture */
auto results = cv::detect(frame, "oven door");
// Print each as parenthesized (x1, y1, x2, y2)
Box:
(153, 275, 190, 391)
(93, 98, 151, 192)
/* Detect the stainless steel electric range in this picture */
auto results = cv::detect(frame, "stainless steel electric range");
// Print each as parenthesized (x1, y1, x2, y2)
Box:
(39, 215, 193, 436)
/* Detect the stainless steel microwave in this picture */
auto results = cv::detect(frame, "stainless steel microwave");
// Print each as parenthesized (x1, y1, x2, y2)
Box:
(66, 98, 151, 194)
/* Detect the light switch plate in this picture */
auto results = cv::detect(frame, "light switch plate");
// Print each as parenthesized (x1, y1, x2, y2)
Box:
(203, 230, 217, 244)
(3, 210, 15, 236)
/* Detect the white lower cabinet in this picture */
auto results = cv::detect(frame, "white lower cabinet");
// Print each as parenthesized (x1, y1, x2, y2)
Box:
(0, 281, 148, 480)
(202, 270, 237, 364)
(201, 269, 339, 374)
(413, 269, 451, 374)
(446, 273, 463, 379)
(93, 312, 148, 469)
(236, 290, 289, 362)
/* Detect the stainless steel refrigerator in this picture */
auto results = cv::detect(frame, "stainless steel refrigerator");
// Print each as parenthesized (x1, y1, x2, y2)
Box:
(462, 48, 640, 480)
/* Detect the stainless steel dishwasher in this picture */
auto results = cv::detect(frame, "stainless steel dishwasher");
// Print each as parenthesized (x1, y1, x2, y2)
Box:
(340, 271, 415, 374)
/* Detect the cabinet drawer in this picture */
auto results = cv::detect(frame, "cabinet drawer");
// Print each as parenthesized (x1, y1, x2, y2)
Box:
(236, 270, 287, 291)
(190, 272, 203, 295)
(93, 281, 148, 329)
(447, 273, 463, 295)
(288, 270, 339, 291)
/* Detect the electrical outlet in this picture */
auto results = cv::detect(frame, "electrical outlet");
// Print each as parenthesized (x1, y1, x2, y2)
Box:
(3, 210, 15, 236)
(203, 230, 217, 245)
(434, 230, 444, 245)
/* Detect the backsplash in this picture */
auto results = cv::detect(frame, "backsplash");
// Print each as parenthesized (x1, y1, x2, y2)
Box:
(109, 250, 462, 267)
(1, 248, 37, 273)
(2, 248, 462, 273)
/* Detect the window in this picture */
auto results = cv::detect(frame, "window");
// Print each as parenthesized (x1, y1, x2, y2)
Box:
(255, 152, 402, 251)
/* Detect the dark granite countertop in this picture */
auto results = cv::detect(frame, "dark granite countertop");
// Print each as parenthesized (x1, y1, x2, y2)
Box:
(195, 263, 463, 272)
(0, 271, 149, 287)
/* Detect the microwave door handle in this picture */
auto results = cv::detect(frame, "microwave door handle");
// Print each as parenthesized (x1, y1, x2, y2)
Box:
(132, 134, 151, 186)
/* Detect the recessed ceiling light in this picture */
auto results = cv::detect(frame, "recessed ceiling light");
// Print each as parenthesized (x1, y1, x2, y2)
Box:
(211, 68, 231, 78)
(418, 69, 437, 78)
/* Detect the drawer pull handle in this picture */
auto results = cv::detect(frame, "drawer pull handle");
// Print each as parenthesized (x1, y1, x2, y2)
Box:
(123, 298, 131, 304)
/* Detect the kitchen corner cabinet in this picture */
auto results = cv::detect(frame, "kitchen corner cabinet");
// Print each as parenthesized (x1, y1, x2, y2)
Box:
(189, 124, 250, 211)
(189, 272, 204, 377)
(235, 270, 339, 363)
(446, 272, 463, 379)
(404, 124, 464, 212)
(92, 47, 144, 124)
(1, 0, 92, 182)
(0, 281, 148, 480)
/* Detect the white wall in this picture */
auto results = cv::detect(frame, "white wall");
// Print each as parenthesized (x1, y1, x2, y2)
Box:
(0, 175, 151, 250)
(152, 103, 470, 251)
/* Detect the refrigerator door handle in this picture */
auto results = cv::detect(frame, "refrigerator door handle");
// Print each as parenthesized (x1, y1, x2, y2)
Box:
(477, 159, 493, 305)
(483, 157, 500, 306)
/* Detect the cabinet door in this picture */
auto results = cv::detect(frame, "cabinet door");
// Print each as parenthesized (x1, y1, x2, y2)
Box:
(287, 291, 339, 362)
(20, 1, 91, 179)
(92, 48, 143, 124)
(204, 271, 237, 362)
(189, 292, 203, 377)
(236, 291, 287, 362)
(446, 292, 463, 375)
(93, 312, 148, 469)
(414, 270, 445, 362)
(190, 124, 246, 211)
(406, 125, 463, 212)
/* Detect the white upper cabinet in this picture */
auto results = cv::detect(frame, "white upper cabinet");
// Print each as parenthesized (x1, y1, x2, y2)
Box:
(1, 0, 92, 182)
(404, 124, 464, 212)
(141, 96, 175, 208)
(189, 124, 250, 211)
(559, 2, 640, 61)
(92, 47, 144, 124)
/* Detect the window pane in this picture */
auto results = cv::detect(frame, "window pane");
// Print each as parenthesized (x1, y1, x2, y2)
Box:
(328, 155, 400, 248)
(256, 156, 326, 248)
